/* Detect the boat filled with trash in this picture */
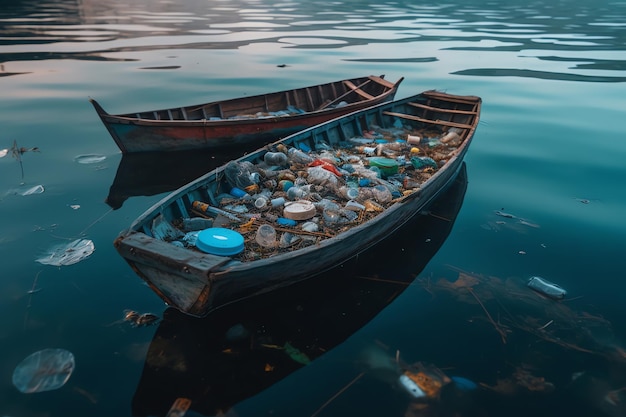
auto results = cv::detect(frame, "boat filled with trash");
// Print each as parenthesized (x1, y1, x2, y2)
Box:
(114, 90, 482, 317)
(164, 124, 465, 260)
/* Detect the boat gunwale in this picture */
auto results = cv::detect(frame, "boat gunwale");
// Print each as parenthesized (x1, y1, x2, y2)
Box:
(92, 75, 403, 123)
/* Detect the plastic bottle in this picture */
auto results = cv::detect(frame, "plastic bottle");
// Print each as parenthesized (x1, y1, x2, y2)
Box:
(224, 161, 259, 194)
(527, 276, 567, 299)
(182, 217, 214, 231)
(441, 127, 464, 144)
(278, 180, 294, 191)
(403, 177, 421, 190)
(287, 147, 314, 165)
(354, 146, 377, 156)
(375, 142, 404, 156)
(229, 187, 248, 198)
(264, 151, 288, 166)
(287, 186, 306, 200)
(371, 184, 392, 203)
(336, 185, 359, 200)
(279, 232, 301, 248)
(270, 197, 286, 207)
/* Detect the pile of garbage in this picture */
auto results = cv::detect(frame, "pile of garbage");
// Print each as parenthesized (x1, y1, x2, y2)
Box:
(165, 124, 465, 261)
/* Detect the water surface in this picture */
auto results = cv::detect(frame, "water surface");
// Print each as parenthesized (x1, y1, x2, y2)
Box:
(1, 1, 625, 416)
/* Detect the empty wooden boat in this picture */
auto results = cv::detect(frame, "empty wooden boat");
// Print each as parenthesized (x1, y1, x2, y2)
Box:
(90, 75, 404, 153)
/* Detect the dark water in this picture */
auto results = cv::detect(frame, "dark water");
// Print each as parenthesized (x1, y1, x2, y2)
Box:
(1, 1, 625, 416)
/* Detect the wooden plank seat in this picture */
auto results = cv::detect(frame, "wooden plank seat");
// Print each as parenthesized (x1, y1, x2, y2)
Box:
(343, 80, 375, 100)
(383, 111, 474, 129)
(408, 102, 478, 115)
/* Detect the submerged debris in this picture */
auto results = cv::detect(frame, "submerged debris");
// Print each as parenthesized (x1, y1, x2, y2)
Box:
(417, 268, 626, 364)
(12, 348, 75, 393)
(123, 310, 160, 327)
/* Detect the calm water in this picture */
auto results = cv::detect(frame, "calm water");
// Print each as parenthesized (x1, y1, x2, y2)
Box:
(1, 1, 625, 416)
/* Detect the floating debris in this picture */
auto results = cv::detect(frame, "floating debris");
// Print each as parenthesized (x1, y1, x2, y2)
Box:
(36, 238, 95, 266)
(19, 185, 44, 196)
(123, 310, 160, 327)
(4, 140, 40, 179)
(483, 209, 540, 232)
(400, 362, 451, 400)
(225, 323, 249, 342)
(418, 268, 626, 363)
(527, 276, 567, 299)
(74, 154, 106, 164)
(283, 342, 311, 365)
(482, 366, 554, 394)
(494, 210, 517, 219)
(12, 348, 75, 393)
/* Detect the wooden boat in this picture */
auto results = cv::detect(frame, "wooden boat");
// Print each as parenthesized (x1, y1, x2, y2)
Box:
(131, 167, 468, 416)
(90, 75, 404, 153)
(114, 90, 481, 317)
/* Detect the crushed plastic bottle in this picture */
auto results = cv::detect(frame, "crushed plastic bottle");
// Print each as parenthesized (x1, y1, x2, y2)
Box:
(527, 276, 567, 299)
(287, 147, 314, 165)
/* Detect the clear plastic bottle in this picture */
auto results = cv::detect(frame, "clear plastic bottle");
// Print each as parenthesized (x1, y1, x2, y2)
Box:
(287, 147, 314, 165)
(287, 186, 306, 200)
(336, 185, 359, 200)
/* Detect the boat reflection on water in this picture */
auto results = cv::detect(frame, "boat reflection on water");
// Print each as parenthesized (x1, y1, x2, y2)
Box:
(130, 164, 469, 417)
(106, 149, 244, 210)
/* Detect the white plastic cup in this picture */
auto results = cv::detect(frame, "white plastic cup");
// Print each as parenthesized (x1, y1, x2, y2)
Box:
(254, 196, 269, 209)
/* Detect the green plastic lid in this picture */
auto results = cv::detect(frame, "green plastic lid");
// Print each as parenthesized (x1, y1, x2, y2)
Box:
(368, 157, 399, 176)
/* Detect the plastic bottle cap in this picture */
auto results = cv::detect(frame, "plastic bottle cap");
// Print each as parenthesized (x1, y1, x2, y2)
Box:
(283, 200, 316, 220)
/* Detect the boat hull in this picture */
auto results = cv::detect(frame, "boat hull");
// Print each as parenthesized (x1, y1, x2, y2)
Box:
(91, 75, 403, 153)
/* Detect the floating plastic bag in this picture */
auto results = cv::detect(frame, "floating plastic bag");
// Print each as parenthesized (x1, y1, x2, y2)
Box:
(73, 154, 106, 164)
(12, 348, 75, 393)
(19, 185, 45, 196)
(36, 239, 95, 266)
(306, 166, 339, 188)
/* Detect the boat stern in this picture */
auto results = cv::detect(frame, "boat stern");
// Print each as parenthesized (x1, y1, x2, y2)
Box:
(114, 231, 231, 316)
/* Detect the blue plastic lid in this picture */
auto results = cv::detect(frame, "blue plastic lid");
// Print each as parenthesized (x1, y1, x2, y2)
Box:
(196, 228, 244, 256)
